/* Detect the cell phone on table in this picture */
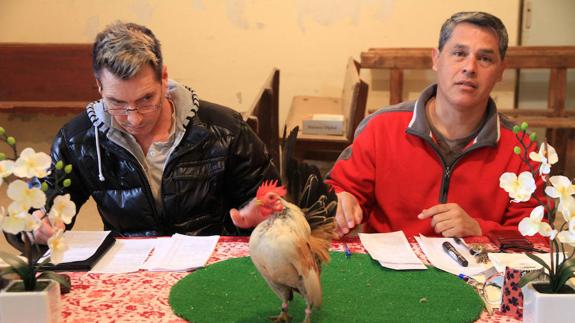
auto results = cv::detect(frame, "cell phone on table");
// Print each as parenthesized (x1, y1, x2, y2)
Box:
(487, 229, 533, 252)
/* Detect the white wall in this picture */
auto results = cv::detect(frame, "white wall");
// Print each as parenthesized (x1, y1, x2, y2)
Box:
(0, 0, 521, 254)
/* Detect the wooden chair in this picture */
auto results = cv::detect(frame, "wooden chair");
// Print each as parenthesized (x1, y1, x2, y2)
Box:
(244, 69, 280, 165)
(0, 43, 98, 113)
(361, 46, 575, 177)
(285, 58, 368, 160)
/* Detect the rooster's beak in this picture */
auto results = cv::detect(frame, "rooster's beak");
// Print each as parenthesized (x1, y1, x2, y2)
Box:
(255, 199, 263, 206)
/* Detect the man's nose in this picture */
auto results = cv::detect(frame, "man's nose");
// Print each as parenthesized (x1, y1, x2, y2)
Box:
(126, 108, 143, 124)
(462, 56, 477, 76)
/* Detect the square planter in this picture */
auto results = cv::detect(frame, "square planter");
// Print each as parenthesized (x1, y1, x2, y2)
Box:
(522, 281, 575, 323)
(0, 279, 61, 323)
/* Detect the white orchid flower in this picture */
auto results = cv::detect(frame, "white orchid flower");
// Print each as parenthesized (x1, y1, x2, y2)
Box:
(557, 218, 575, 247)
(47, 228, 68, 265)
(519, 205, 552, 237)
(6, 179, 46, 209)
(560, 202, 575, 223)
(0, 160, 15, 187)
(48, 194, 76, 225)
(12, 148, 51, 179)
(545, 175, 575, 216)
(499, 171, 536, 202)
(529, 143, 558, 176)
(1, 214, 27, 234)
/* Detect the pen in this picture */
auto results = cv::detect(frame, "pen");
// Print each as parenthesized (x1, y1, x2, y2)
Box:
(442, 241, 468, 267)
(343, 242, 351, 258)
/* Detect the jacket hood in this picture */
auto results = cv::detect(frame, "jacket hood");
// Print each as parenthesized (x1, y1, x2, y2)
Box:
(84, 80, 200, 182)
(86, 80, 200, 135)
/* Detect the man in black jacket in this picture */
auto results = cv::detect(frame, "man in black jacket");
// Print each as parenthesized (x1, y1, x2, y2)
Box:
(29, 22, 278, 244)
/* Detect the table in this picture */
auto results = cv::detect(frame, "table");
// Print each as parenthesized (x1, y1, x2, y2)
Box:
(60, 236, 529, 322)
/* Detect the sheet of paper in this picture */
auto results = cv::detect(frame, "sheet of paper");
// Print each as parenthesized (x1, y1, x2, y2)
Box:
(359, 232, 427, 270)
(141, 234, 219, 272)
(416, 235, 492, 276)
(488, 252, 558, 273)
(41, 231, 110, 263)
(90, 239, 156, 273)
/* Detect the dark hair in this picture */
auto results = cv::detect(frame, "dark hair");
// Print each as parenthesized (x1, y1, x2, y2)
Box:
(438, 12, 508, 59)
(92, 22, 163, 81)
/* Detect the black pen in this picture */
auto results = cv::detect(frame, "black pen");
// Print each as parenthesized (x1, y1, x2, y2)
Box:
(442, 241, 468, 267)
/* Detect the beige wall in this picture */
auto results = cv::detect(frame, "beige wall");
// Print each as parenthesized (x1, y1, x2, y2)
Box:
(0, 0, 520, 254)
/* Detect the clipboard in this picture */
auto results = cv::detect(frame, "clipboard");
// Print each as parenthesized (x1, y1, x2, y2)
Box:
(39, 232, 116, 272)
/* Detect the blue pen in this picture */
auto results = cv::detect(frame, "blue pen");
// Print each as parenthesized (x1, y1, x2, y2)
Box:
(343, 242, 351, 258)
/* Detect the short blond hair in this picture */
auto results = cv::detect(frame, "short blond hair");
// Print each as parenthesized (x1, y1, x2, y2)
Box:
(92, 22, 163, 81)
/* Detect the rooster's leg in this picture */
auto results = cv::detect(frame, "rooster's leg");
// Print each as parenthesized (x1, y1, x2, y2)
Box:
(270, 301, 291, 322)
(302, 305, 312, 323)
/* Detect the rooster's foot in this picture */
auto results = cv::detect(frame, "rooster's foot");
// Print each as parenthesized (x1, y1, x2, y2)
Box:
(270, 307, 291, 322)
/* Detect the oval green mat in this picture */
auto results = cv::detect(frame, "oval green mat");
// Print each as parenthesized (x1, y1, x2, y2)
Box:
(169, 252, 483, 322)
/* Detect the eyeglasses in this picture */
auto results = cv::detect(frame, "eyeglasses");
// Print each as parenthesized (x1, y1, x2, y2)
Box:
(103, 89, 164, 116)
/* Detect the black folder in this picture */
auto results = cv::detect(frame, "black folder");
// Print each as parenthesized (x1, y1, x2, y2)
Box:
(39, 232, 116, 272)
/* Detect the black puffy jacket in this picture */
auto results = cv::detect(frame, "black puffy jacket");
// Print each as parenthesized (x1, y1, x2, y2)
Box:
(50, 99, 278, 237)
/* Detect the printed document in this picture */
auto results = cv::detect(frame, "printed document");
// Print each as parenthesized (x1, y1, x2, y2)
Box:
(90, 234, 219, 273)
(359, 231, 427, 270)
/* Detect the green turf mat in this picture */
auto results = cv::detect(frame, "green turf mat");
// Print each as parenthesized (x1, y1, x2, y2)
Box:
(170, 252, 483, 322)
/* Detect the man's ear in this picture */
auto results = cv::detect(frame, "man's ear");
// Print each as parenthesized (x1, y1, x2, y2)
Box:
(96, 80, 102, 94)
(497, 60, 506, 82)
(431, 48, 440, 72)
(162, 65, 169, 94)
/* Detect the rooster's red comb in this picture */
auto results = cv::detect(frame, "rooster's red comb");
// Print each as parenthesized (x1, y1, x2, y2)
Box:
(256, 180, 287, 199)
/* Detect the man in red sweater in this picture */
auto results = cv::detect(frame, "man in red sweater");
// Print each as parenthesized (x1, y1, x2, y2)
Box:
(327, 11, 542, 238)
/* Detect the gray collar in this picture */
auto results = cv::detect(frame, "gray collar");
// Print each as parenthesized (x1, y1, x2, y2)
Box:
(406, 83, 500, 147)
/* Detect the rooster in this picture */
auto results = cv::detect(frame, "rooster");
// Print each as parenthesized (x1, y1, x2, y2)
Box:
(230, 126, 337, 323)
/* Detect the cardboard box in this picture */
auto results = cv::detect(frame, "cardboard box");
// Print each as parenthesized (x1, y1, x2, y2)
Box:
(302, 114, 345, 135)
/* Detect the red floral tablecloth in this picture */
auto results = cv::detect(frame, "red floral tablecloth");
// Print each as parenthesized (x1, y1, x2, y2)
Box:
(61, 236, 538, 322)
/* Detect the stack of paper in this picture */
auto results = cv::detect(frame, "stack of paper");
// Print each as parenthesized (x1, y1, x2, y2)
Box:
(359, 231, 427, 270)
(90, 234, 219, 273)
(415, 235, 492, 276)
(488, 252, 555, 273)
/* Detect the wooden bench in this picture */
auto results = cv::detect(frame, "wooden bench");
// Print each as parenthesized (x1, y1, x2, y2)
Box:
(243, 69, 280, 165)
(0, 43, 98, 114)
(285, 57, 368, 161)
(361, 46, 575, 177)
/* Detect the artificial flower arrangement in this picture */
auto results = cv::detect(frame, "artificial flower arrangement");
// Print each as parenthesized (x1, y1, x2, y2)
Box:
(0, 126, 76, 292)
(499, 122, 575, 293)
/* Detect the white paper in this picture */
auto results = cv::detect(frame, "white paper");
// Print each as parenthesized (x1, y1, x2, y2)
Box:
(141, 234, 219, 272)
(488, 252, 556, 273)
(41, 231, 110, 263)
(90, 239, 156, 273)
(359, 232, 427, 270)
(415, 235, 492, 276)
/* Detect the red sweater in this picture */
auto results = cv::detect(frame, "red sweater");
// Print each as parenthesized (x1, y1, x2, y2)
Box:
(326, 85, 543, 237)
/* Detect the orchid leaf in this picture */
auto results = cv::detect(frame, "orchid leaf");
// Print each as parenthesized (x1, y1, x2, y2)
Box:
(519, 270, 547, 287)
(0, 266, 17, 277)
(0, 251, 27, 268)
(554, 259, 575, 291)
(37, 271, 71, 290)
(525, 253, 551, 272)
(0, 251, 31, 280)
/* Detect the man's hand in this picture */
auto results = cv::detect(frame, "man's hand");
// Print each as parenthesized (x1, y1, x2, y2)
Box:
(335, 191, 363, 238)
(417, 203, 481, 237)
(32, 210, 64, 244)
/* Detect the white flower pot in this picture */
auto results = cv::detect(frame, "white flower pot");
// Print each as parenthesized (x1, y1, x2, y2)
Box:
(0, 279, 61, 323)
(522, 281, 575, 323)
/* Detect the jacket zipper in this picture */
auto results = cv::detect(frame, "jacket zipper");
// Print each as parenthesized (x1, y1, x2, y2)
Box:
(107, 144, 162, 231)
(407, 129, 489, 204)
